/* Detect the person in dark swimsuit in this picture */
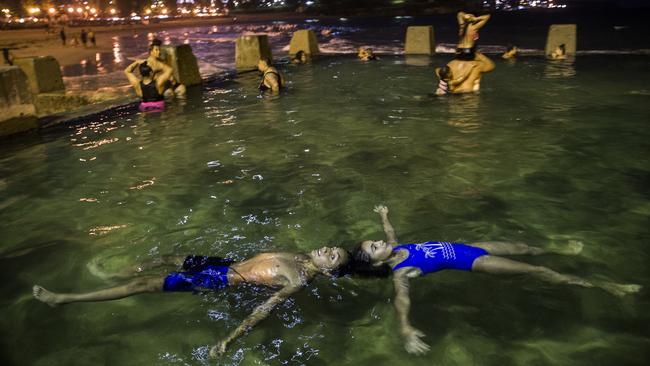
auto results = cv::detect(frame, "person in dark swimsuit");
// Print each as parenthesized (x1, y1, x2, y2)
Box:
(146, 39, 187, 98)
(33, 247, 350, 358)
(124, 59, 173, 111)
(352, 205, 641, 355)
(257, 57, 283, 94)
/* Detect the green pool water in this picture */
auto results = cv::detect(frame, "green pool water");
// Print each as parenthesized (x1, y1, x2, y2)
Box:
(1, 55, 648, 365)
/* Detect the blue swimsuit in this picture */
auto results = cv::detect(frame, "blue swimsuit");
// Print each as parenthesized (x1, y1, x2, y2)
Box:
(163, 255, 231, 292)
(392, 242, 488, 275)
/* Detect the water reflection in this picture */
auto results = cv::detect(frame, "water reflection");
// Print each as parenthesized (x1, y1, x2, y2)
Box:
(446, 94, 482, 133)
(404, 55, 433, 67)
(112, 36, 123, 64)
(544, 56, 576, 79)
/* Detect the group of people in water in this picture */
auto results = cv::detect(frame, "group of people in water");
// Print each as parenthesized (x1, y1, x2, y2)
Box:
(38, 11, 620, 360)
(125, 11, 571, 110)
(124, 39, 187, 112)
(34, 203, 641, 357)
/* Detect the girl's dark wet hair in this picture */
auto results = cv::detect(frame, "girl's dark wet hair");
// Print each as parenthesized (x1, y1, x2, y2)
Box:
(139, 62, 153, 77)
(559, 44, 566, 52)
(333, 244, 391, 278)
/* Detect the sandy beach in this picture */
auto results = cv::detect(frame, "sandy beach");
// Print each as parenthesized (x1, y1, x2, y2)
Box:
(1, 13, 314, 67)
(1, 17, 237, 67)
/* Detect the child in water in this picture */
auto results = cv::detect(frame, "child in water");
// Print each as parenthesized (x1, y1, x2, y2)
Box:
(352, 205, 642, 354)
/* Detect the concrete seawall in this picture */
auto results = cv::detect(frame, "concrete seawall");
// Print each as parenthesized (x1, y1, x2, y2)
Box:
(0, 66, 38, 136)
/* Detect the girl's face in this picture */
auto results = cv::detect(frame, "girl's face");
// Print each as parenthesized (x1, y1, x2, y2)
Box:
(360, 240, 393, 263)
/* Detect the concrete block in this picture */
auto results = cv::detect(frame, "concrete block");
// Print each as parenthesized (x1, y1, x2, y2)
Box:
(405, 26, 435, 55)
(13, 56, 64, 94)
(0, 66, 38, 136)
(34, 92, 90, 117)
(161, 44, 202, 86)
(236, 35, 272, 71)
(289, 30, 320, 56)
(545, 24, 577, 56)
(405, 55, 432, 66)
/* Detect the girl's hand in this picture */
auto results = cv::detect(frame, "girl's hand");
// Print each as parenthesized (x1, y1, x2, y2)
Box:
(373, 205, 389, 215)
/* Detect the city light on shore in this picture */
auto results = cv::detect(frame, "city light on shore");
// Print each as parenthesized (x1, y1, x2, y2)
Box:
(0, 0, 570, 27)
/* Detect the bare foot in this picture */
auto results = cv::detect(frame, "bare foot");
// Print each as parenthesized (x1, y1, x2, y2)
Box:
(552, 240, 584, 255)
(565, 240, 584, 255)
(32, 285, 63, 307)
(600, 282, 642, 297)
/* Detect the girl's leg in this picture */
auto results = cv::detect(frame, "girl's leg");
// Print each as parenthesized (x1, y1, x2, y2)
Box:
(33, 274, 166, 306)
(471, 255, 640, 297)
(470, 241, 583, 256)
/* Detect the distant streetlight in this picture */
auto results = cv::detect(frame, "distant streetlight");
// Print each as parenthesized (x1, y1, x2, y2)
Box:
(110, 8, 117, 15)
(48, 8, 56, 14)
(90, 8, 96, 14)
(68, 7, 74, 13)
(76, 7, 83, 14)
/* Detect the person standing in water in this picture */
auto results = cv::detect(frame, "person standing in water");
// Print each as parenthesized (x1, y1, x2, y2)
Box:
(258, 57, 283, 94)
(33, 246, 350, 358)
(146, 39, 186, 98)
(436, 51, 494, 94)
(352, 205, 641, 354)
(124, 59, 173, 111)
(434, 64, 476, 96)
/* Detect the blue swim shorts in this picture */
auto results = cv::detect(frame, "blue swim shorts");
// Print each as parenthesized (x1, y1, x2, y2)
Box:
(163, 264, 230, 292)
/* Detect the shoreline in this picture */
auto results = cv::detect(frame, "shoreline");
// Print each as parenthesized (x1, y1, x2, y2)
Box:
(1, 16, 239, 67)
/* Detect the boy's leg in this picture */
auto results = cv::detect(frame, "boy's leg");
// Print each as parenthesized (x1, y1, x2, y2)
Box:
(33, 274, 166, 306)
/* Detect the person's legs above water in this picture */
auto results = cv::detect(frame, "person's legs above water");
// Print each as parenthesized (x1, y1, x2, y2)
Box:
(470, 240, 583, 256)
(33, 274, 166, 306)
(472, 255, 641, 297)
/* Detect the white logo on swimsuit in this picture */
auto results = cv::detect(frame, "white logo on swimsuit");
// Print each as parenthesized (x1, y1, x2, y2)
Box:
(414, 242, 456, 260)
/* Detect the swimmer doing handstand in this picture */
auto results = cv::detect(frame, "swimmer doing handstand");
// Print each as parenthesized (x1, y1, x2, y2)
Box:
(33, 246, 350, 358)
(352, 205, 641, 355)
